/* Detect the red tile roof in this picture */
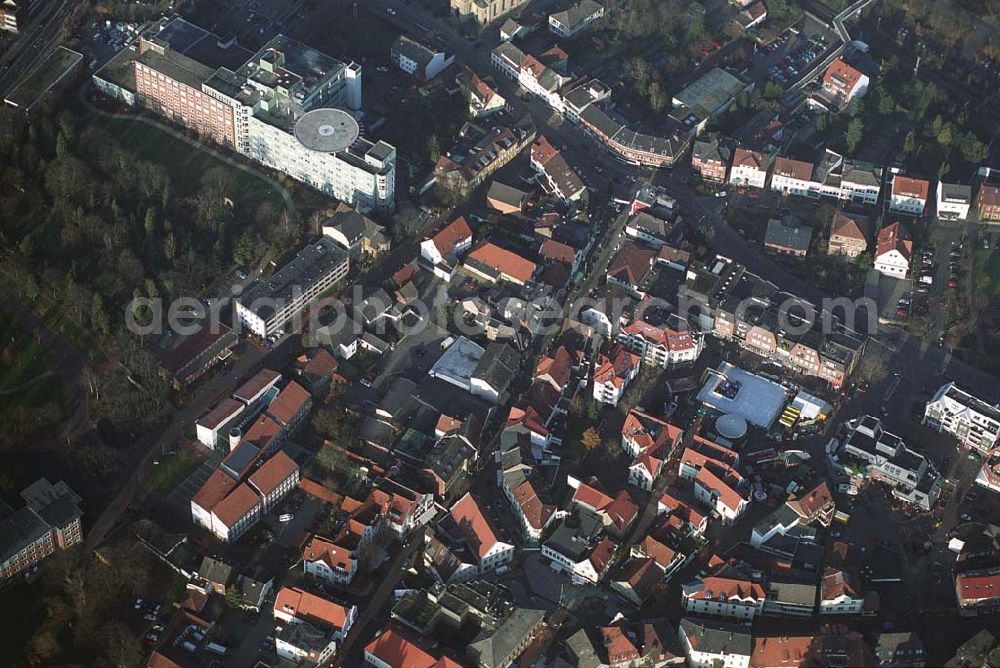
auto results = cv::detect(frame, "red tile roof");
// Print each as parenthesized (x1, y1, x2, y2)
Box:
(466, 242, 537, 284)
(242, 414, 282, 452)
(429, 217, 473, 257)
(512, 480, 554, 531)
(274, 586, 352, 630)
(533, 346, 573, 389)
(751, 635, 814, 668)
(892, 175, 930, 199)
(733, 148, 766, 171)
(830, 211, 869, 242)
(690, 576, 765, 602)
(539, 238, 576, 265)
(212, 483, 261, 527)
(639, 535, 677, 568)
(593, 347, 639, 389)
(589, 537, 616, 574)
(773, 156, 813, 182)
(234, 368, 281, 403)
(823, 57, 865, 93)
(786, 481, 833, 521)
(601, 627, 640, 664)
(364, 630, 438, 668)
(192, 469, 237, 513)
(199, 398, 245, 431)
(268, 381, 311, 425)
(303, 535, 354, 574)
(821, 567, 859, 601)
(607, 241, 655, 286)
(573, 481, 614, 511)
(875, 221, 912, 262)
(450, 492, 503, 560)
(303, 348, 338, 381)
(957, 573, 1000, 604)
(249, 450, 299, 496)
(606, 489, 639, 531)
(694, 464, 746, 513)
(436, 414, 464, 435)
(622, 409, 682, 455)
(531, 135, 559, 165)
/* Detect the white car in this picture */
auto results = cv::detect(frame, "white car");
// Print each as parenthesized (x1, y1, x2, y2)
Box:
(715, 191, 728, 198)
(386, 7, 397, 15)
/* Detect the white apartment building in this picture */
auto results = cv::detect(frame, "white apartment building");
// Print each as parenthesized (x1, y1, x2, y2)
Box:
(840, 160, 883, 204)
(235, 237, 349, 337)
(548, 0, 605, 38)
(729, 148, 769, 189)
(873, 222, 911, 279)
(682, 576, 765, 620)
(770, 157, 815, 197)
(303, 535, 356, 585)
(924, 383, 1000, 454)
(889, 175, 930, 216)
(820, 570, 864, 615)
(617, 313, 703, 369)
(491, 42, 571, 112)
(936, 182, 973, 220)
(679, 618, 752, 668)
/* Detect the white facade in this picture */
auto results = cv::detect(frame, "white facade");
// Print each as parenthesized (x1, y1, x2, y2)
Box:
(729, 163, 767, 189)
(211, 500, 262, 543)
(820, 592, 864, 615)
(479, 541, 516, 573)
(924, 383, 1000, 454)
(245, 116, 395, 213)
(770, 172, 813, 198)
(683, 593, 763, 621)
(679, 622, 751, 668)
(304, 554, 356, 585)
(628, 459, 660, 491)
(937, 183, 971, 220)
(889, 192, 927, 216)
(541, 544, 600, 583)
(693, 477, 746, 524)
(873, 249, 909, 278)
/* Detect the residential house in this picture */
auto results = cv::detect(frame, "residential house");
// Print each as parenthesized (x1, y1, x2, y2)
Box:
(936, 182, 973, 220)
(762, 580, 818, 617)
(956, 572, 1000, 610)
(391, 35, 454, 81)
(889, 175, 929, 216)
(679, 617, 752, 668)
(923, 382, 1000, 454)
(729, 148, 770, 189)
(771, 157, 814, 197)
(273, 586, 357, 640)
(435, 116, 537, 196)
(764, 217, 812, 257)
(821, 568, 864, 615)
(420, 216, 473, 270)
(464, 242, 537, 285)
(692, 134, 732, 183)
(592, 345, 640, 406)
(977, 184, 1000, 222)
(874, 222, 912, 278)
(467, 608, 546, 668)
(625, 211, 674, 248)
(828, 210, 869, 258)
(450, 0, 531, 26)
(491, 42, 572, 111)
(682, 575, 766, 620)
(873, 632, 926, 667)
(548, 0, 605, 38)
(820, 58, 869, 109)
(617, 300, 702, 368)
(303, 534, 356, 585)
(458, 67, 507, 118)
(735, 1, 768, 30)
(508, 479, 556, 540)
(606, 241, 655, 296)
(364, 628, 460, 667)
(530, 135, 587, 203)
(449, 492, 516, 574)
(541, 509, 615, 583)
(322, 203, 390, 258)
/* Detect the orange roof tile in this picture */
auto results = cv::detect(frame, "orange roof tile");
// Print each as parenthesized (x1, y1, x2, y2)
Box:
(234, 368, 281, 403)
(274, 586, 352, 630)
(601, 627, 640, 664)
(823, 58, 865, 93)
(892, 175, 930, 199)
(450, 492, 502, 560)
(751, 634, 815, 668)
(957, 573, 1000, 604)
(249, 450, 299, 496)
(212, 483, 261, 527)
(512, 480, 554, 530)
(191, 469, 237, 513)
(429, 217, 473, 257)
(303, 534, 354, 574)
(774, 156, 813, 182)
(733, 147, 766, 170)
(875, 221, 912, 261)
(268, 381, 311, 425)
(364, 630, 438, 668)
(691, 575, 765, 602)
(467, 242, 537, 284)
(242, 414, 282, 451)
(573, 482, 614, 511)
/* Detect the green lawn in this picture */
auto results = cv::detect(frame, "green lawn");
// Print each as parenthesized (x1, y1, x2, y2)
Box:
(143, 447, 204, 497)
(0, 310, 62, 408)
(92, 116, 286, 204)
(972, 247, 1000, 299)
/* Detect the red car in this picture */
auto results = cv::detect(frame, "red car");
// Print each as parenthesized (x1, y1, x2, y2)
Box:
(896, 307, 908, 319)
(948, 279, 960, 289)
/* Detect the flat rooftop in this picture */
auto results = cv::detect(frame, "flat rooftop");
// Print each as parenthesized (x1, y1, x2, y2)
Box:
(671, 68, 746, 117)
(696, 362, 789, 429)
(428, 336, 485, 387)
(239, 237, 348, 322)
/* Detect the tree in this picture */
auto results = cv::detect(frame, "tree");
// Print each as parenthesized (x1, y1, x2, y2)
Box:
(763, 82, 782, 100)
(426, 133, 441, 164)
(581, 427, 601, 452)
(91, 294, 109, 335)
(648, 80, 667, 112)
(845, 117, 864, 153)
(877, 89, 896, 116)
(937, 123, 953, 147)
(23, 274, 40, 302)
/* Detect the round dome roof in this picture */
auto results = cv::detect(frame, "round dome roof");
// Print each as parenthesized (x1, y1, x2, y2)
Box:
(293, 108, 359, 153)
(716, 414, 748, 440)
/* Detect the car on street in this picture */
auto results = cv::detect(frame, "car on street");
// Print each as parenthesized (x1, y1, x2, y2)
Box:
(386, 7, 397, 15)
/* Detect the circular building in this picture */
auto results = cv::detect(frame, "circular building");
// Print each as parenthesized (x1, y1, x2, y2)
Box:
(293, 108, 360, 153)
(715, 414, 749, 441)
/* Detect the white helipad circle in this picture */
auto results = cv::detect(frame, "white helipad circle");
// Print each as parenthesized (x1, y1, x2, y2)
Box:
(294, 108, 360, 153)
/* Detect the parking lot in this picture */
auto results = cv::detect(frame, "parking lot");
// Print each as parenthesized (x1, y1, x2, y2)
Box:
(744, 26, 835, 92)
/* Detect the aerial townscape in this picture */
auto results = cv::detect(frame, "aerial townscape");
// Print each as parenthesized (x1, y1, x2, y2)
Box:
(2, 0, 1000, 665)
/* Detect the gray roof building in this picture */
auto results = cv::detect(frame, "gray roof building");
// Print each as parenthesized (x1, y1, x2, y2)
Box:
(468, 608, 546, 668)
(679, 617, 752, 659)
(764, 217, 812, 254)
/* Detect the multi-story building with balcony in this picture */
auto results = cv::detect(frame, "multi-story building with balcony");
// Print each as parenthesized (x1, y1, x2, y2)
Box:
(0, 479, 83, 583)
(924, 383, 1000, 454)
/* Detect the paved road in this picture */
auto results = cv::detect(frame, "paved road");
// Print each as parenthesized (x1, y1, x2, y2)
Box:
(0, 0, 78, 98)
(329, 532, 423, 667)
